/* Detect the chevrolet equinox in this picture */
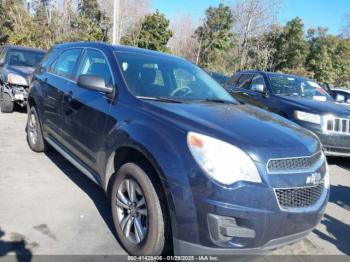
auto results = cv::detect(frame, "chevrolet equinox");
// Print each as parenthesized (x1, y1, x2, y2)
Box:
(26, 42, 329, 255)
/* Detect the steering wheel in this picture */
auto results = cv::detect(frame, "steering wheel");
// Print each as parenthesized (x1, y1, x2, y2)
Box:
(170, 86, 192, 97)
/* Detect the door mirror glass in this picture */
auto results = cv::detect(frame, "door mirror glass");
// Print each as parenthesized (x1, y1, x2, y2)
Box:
(77, 74, 113, 94)
(336, 94, 345, 103)
(251, 83, 265, 93)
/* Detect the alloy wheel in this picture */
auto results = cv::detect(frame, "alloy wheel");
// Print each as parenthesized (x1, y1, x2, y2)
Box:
(115, 178, 148, 244)
(28, 112, 38, 145)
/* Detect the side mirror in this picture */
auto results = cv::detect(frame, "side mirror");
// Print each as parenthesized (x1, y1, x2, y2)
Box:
(77, 74, 113, 94)
(346, 99, 350, 104)
(251, 84, 266, 93)
(336, 94, 345, 103)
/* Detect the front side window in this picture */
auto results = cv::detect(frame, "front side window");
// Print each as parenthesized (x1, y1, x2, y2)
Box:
(237, 74, 254, 89)
(76, 49, 113, 86)
(268, 74, 332, 101)
(5, 49, 45, 67)
(250, 75, 266, 91)
(50, 49, 82, 79)
(115, 52, 236, 103)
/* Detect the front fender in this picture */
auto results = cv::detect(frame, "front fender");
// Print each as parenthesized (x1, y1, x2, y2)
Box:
(102, 117, 200, 243)
(103, 119, 191, 188)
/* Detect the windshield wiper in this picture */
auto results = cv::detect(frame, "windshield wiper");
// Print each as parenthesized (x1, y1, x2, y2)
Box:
(136, 96, 184, 104)
(194, 98, 237, 104)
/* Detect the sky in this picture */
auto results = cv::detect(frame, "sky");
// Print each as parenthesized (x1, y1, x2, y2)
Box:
(153, 0, 350, 35)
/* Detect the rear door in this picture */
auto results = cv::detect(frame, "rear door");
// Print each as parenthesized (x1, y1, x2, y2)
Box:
(61, 48, 114, 172)
(43, 48, 82, 142)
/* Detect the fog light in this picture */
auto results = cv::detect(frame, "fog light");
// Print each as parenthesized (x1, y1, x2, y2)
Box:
(208, 214, 256, 243)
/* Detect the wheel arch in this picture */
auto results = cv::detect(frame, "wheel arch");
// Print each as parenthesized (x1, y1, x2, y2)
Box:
(105, 144, 176, 253)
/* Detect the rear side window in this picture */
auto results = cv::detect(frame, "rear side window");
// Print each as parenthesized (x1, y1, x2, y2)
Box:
(226, 73, 240, 87)
(49, 48, 82, 79)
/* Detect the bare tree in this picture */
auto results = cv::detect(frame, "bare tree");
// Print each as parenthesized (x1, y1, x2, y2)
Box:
(167, 15, 200, 62)
(341, 13, 350, 39)
(231, 0, 281, 70)
(100, 0, 151, 44)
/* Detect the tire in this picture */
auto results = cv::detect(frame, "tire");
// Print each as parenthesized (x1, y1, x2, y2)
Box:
(26, 106, 48, 152)
(111, 162, 166, 255)
(0, 87, 14, 113)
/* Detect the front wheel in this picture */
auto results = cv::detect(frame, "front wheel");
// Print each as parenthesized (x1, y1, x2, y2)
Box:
(111, 163, 167, 255)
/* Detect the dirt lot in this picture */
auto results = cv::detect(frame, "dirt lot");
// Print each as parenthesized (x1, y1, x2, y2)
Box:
(0, 111, 349, 257)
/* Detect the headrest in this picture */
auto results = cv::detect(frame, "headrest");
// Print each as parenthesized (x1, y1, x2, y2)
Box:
(139, 67, 156, 84)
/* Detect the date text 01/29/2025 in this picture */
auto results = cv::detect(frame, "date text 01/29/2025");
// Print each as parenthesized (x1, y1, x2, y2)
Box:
(127, 256, 219, 261)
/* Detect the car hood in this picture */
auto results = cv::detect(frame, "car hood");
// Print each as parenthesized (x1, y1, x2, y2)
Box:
(7, 65, 36, 79)
(143, 101, 320, 163)
(278, 95, 350, 116)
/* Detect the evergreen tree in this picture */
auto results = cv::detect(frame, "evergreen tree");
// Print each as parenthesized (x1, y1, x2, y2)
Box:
(273, 17, 309, 73)
(122, 10, 173, 52)
(194, 4, 234, 68)
(73, 0, 110, 42)
(0, 0, 36, 46)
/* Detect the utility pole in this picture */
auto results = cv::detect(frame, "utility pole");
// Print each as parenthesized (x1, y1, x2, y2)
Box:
(112, 0, 120, 45)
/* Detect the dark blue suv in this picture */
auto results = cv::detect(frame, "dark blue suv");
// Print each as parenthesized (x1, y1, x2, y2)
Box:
(226, 71, 350, 157)
(26, 43, 329, 255)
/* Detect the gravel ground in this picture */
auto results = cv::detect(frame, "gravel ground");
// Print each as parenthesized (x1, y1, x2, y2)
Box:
(0, 111, 349, 258)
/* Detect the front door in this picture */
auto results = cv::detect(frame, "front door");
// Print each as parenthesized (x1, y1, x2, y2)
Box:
(244, 74, 270, 110)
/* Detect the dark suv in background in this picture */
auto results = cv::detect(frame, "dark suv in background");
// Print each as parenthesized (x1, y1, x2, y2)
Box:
(26, 42, 329, 255)
(0, 45, 45, 113)
(226, 70, 350, 157)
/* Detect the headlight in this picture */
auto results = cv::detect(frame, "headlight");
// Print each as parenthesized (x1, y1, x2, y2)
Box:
(7, 73, 27, 86)
(294, 111, 321, 125)
(187, 132, 262, 185)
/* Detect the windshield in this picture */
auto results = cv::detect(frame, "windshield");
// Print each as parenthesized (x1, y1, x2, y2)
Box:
(115, 52, 236, 103)
(6, 49, 45, 67)
(268, 74, 333, 101)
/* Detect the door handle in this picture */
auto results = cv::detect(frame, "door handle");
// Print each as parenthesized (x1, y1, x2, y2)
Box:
(242, 92, 249, 96)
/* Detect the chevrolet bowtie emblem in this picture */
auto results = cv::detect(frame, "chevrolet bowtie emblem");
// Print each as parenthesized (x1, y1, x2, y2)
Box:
(306, 172, 322, 185)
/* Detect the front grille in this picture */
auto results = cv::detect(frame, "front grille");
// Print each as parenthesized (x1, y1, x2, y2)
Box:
(325, 117, 350, 134)
(275, 181, 324, 208)
(267, 151, 322, 172)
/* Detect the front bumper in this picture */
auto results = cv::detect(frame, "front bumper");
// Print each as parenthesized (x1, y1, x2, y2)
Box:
(11, 85, 28, 103)
(174, 229, 312, 255)
(3, 83, 29, 105)
(295, 120, 350, 157)
(170, 160, 329, 255)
